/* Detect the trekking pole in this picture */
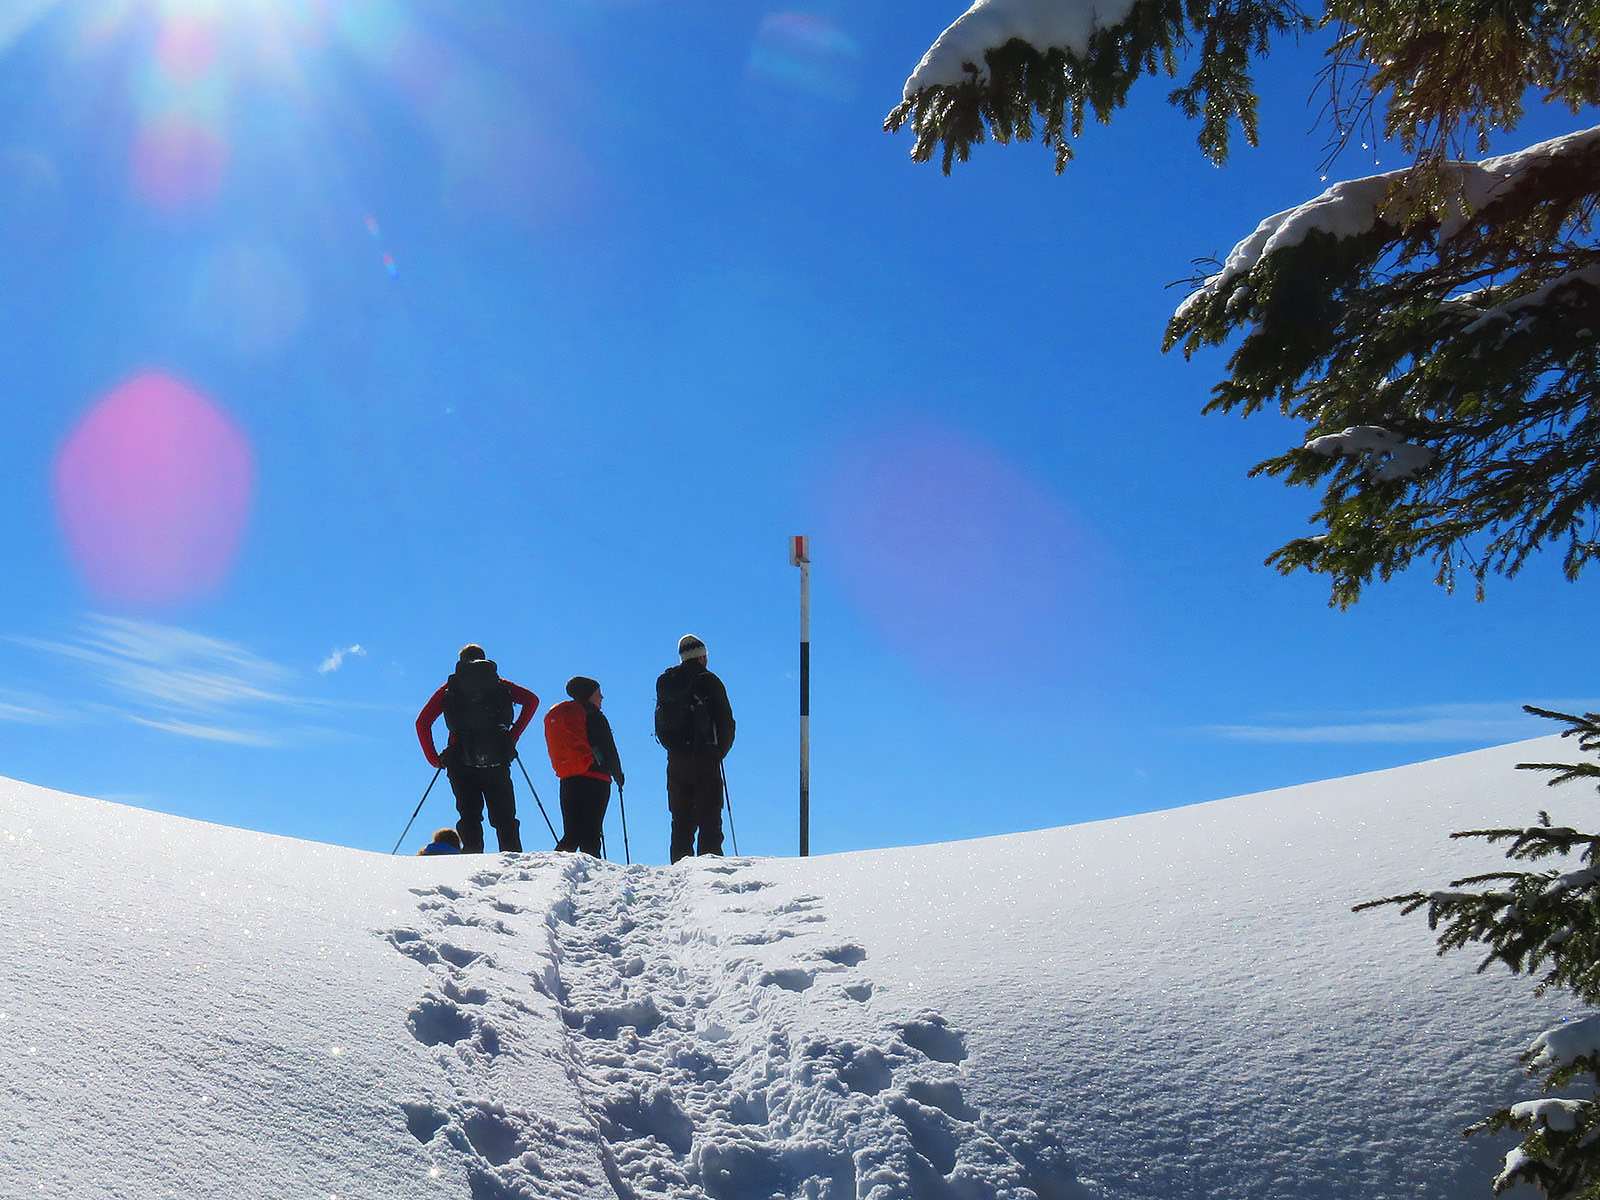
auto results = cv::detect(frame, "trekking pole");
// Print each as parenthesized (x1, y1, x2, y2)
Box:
(513, 755, 560, 846)
(392, 767, 442, 855)
(617, 783, 631, 864)
(720, 760, 739, 856)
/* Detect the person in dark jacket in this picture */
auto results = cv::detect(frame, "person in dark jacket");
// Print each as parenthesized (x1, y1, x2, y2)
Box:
(415, 644, 539, 854)
(655, 634, 735, 863)
(417, 828, 463, 856)
(544, 675, 623, 858)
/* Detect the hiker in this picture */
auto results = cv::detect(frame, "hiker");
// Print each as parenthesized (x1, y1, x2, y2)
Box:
(543, 676, 624, 858)
(417, 827, 462, 856)
(655, 634, 735, 863)
(415, 644, 539, 853)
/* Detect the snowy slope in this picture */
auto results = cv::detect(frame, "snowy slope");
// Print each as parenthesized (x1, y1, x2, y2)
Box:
(1, 738, 1578, 1199)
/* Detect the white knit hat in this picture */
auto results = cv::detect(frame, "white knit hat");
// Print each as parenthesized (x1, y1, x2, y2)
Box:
(678, 634, 707, 662)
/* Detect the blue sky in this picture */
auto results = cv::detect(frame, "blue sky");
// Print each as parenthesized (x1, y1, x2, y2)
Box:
(0, 0, 1593, 861)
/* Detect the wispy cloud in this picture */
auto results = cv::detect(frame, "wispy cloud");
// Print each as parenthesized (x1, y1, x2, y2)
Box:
(14, 615, 327, 746)
(0, 689, 59, 725)
(318, 644, 366, 674)
(1207, 702, 1599, 745)
(127, 716, 284, 746)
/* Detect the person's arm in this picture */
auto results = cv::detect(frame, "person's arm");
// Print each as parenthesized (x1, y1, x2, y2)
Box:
(708, 673, 735, 756)
(503, 679, 540, 745)
(415, 685, 448, 767)
(588, 709, 624, 786)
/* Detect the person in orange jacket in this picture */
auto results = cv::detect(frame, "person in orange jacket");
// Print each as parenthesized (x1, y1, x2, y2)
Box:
(543, 675, 622, 858)
(415, 644, 538, 853)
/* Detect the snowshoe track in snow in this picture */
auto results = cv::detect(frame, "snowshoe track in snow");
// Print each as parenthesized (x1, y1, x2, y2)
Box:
(383, 855, 1078, 1199)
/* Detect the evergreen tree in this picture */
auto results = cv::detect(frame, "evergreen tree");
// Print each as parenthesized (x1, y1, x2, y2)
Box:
(1356, 707, 1600, 1197)
(889, 1, 1600, 605)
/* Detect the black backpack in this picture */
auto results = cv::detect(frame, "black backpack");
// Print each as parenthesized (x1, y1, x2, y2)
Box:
(443, 658, 516, 767)
(654, 666, 717, 752)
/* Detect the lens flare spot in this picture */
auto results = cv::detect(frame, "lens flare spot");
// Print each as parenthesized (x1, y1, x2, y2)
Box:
(54, 373, 255, 607)
(156, 18, 221, 82)
(191, 243, 307, 357)
(747, 14, 861, 103)
(130, 117, 227, 212)
(0, 146, 65, 244)
(821, 421, 1103, 694)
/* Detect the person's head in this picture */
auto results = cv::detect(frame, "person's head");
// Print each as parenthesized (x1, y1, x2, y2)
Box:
(431, 828, 461, 848)
(678, 634, 707, 663)
(459, 644, 486, 663)
(566, 675, 602, 707)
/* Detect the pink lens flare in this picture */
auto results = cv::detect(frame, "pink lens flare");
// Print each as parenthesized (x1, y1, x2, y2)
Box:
(130, 116, 227, 213)
(54, 373, 256, 607)
(822, 421, 1108, 692)
(156, 18, 221, 82)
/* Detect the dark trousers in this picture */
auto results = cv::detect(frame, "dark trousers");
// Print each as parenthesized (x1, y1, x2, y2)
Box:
(447, 762, 520, 853)
(556, 775, 611, 858)
(667, 752, 724, 863)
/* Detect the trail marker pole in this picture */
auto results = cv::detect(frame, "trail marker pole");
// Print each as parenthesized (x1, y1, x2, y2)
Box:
(790, 534, 811, 856)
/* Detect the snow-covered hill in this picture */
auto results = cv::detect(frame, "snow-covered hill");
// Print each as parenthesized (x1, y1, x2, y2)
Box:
(2, 738, 1578, 1199)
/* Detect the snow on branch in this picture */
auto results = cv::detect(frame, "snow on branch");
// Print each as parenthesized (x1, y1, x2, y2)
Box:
(1461, 265, 1600, 339)
(1509, 1098, 1590, 1132)
(1174, 124, 1600, 323)
(903, 0, 1139, 94)
(1306, 426, 1436, 481)
(1529, 1014, 1600, 1073)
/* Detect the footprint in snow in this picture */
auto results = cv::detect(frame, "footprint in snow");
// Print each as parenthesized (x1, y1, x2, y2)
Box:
(566, 995, 666, 1039)
(709, 878, 772, 894)
(408, 995, 476, 1048)
(897, 1014, 969, 1064)
(759, 966, 815, 992)
(818, 943, 867, 967)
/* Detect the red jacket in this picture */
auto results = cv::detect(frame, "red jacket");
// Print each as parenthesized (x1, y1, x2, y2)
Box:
(416, 678, 539, 768)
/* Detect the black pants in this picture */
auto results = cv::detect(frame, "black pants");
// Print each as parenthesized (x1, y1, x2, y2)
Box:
(667, 752, 724, 863)
(447, 762, 520, 853)
(556, 775, 611, 858)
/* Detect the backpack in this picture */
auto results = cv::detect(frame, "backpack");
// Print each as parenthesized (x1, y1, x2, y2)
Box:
(442, 658, 515, 768)
(654, 666, 717, 752)
(544, 700, 593, 779)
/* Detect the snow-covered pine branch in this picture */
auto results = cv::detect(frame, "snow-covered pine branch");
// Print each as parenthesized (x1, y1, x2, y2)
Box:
(1305, 426, 1435, 481)
(1356, 707, 1600, 1197)
(892, 3, 1600, 603)
(887, 0, 1303, 173)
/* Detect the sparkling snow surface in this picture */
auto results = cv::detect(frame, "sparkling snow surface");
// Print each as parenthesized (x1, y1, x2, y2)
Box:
(1, 739, 1575, 1198)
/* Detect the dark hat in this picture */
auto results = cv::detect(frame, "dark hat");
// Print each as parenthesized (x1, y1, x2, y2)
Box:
(566, 675, 601, 702)
(459, 643, 486, 663)
(678, 634, 706, 662)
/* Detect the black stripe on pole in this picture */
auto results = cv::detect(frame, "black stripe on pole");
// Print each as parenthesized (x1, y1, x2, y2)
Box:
(800, 641, 810, 716)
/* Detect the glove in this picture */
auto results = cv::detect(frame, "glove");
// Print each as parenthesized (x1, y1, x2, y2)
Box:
(437, 744, 457, 768)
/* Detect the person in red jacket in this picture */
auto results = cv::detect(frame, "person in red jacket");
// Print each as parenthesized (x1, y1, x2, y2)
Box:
(415, 644, 538, 853)
(543, 675, 623, 858)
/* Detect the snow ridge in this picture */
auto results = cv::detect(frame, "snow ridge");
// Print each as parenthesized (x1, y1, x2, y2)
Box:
(383, 855, 1076, 1199)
